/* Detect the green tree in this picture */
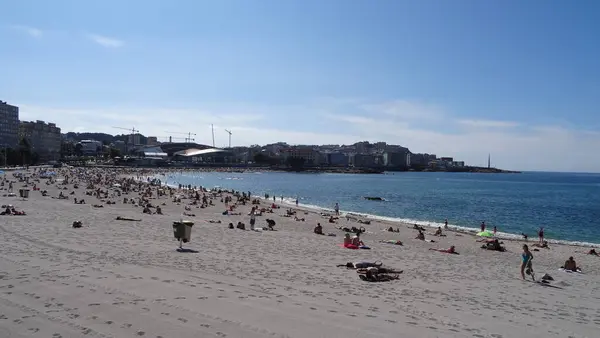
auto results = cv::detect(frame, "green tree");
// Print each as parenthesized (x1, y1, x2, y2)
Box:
(18, 138, 32, 165)
(109, 147, 122, 158)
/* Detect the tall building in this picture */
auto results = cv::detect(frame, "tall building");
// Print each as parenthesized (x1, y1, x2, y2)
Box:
(19, 120, 62, 161)
(146, 136, 158, 146)
(0, 100, 20, 149)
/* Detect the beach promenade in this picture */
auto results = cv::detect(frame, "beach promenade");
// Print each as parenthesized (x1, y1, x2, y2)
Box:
(0, 168, 599, 338)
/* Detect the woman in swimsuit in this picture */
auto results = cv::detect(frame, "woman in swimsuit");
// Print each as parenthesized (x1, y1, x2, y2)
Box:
(521, 244, 534, 280)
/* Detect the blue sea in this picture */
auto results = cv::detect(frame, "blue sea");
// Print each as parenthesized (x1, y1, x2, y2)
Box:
(160, 171, 600, 246)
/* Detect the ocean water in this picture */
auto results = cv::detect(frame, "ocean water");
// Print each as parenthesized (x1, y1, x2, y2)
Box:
(160, 171, 600, 246)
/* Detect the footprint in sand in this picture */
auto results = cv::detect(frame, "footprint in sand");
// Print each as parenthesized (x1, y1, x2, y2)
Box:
(177, 318, 188, 323)
(174, 296, 186, 300)
(136, 331, 146, 336)
(105, 320, 113, 325)
(52, 334, 62, 338)
(121, 323, 133, 328)
(88, 303, 101, 307)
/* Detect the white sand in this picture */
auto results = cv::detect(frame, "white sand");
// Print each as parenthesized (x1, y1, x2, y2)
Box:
(0, 168, 599, 338)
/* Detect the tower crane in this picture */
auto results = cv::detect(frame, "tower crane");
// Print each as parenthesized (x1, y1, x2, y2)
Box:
(112, 126, 139, 153)
(225, 129, 232, 148)
(164, 131, 196, 143)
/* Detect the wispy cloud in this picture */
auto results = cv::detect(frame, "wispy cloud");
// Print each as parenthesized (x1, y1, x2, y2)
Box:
(87, 34, 124, 48)
(458, 119, 520, 128)
(361, 100, 444, 121)
(10, 25, 43, 38)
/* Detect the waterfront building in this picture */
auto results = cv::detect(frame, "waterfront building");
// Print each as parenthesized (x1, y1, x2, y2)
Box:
(19, 120, 62, 161)
(0, 100, 19, 149)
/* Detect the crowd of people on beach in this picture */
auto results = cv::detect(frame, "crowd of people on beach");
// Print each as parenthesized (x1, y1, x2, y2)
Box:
(1, 166, 598, 283)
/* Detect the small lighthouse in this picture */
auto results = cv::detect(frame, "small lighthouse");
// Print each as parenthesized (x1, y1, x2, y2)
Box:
(488, 154, 491, 169)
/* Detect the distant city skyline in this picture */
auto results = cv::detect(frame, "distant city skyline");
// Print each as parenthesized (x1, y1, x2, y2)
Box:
(2, 0, 600, 172)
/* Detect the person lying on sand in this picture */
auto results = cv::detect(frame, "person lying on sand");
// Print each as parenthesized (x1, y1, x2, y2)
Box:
(358, 267, 400, 282)
(429, 246, 459, 254)
(588, 249, 598, 256)
(380, 239, 403, 245)
(116, 216, 141, 221)
(93, 204, 104, 208)
(532, 241, 549, 249)
(481, 239, 506, 252)
(207, 220, 222, 224)
(356, 267, 403, 274)
(337, 261, 383, 269)
(314, 223, 324, 235)
(561, 257, 581, 272)
(183, 212, 196, 217)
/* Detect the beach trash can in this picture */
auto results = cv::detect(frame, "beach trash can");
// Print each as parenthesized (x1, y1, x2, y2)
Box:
(19, 188, 30, 199)
(172, 221, 194, 243)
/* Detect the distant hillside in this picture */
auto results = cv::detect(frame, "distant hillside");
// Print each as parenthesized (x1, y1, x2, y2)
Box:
(63, 132, 147, 145)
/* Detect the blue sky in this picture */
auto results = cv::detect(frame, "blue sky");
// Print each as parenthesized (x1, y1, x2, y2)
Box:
(2, 0, 600, 172)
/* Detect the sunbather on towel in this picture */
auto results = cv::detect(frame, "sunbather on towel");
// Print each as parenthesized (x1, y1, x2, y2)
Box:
(356, 267, 403, 274)
(429, 246, 459, 254)
(359, 268, 400, 282)
(380, 239, 403, 245)
(116, 216, 141, 221)
(337, 261, 382, 269)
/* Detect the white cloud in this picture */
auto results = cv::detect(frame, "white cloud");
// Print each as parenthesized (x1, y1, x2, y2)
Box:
(458, 119, 520, 128)
(10, 25, 43, 38)
(361, 100, 444, 120)
(87, 34, 124, 48)
(14, 101, 600, 172)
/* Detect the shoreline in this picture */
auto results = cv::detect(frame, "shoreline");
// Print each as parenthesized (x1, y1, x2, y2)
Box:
(153, 173, 600, 248)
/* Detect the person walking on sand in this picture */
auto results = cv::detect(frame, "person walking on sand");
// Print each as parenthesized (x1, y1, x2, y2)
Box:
(538, 227, 544, 245)
(249, 209, 256, 230)
(334, 203, 340, 216)
(520, 244, 534, 280)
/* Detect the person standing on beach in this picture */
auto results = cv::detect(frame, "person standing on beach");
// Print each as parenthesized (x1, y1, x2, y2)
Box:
(249, 210, 256, 230)
(493, 226, 497, 235)
(520, 244, 534, 280)
(538, 227, 544, 244)
(480, 221, 486, 232)
(295, 198, 299, 206)
(444, 219, 448, 229)
(334, 203, 340, 216)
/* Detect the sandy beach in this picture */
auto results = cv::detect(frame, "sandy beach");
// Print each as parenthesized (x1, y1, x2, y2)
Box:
(1, 167, 599, 338)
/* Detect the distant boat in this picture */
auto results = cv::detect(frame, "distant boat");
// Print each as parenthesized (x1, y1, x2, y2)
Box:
(364, 196, 385, 201)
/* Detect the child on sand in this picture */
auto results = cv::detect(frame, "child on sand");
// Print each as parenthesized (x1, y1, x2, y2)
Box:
(521, 244, 534, 280)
